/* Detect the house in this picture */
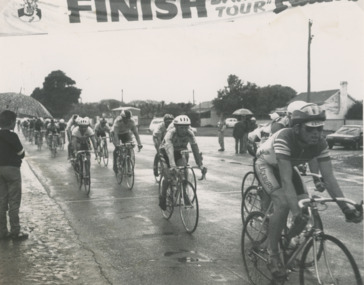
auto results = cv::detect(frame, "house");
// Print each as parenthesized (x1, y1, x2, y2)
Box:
(191, 101, 220, 127)
(287, 82, 360, 130)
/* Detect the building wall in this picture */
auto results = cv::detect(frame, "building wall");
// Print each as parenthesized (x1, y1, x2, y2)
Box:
(200, 109, 219, 126)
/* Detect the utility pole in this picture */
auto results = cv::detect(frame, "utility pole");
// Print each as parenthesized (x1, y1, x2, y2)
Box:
(193, 89, 195, 105)
(121, 89, 124, 105)
(307, 19, 313, 103)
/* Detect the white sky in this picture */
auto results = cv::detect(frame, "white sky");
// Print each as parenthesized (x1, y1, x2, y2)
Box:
(1, 1, 363, 104)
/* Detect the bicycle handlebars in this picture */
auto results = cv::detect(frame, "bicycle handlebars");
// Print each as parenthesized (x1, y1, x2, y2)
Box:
(298, 197, 364, 212)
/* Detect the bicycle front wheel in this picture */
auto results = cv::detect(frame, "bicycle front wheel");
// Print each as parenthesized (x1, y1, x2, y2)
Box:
(123, 157, 134, 190)
(96, 146, 102, 165)
(242, 185, 264, 224)
(241, 211, 272, 285)
(299, 234, 362, 285)
(116, 156, 123, 185)
(241, 171, 258, 195)
(153, 153, 162, 183)
(179, 181, 199, 234)
(103, 144, 109, 166)
(158, 176, 174, 220)
(83, 160, 91, 196)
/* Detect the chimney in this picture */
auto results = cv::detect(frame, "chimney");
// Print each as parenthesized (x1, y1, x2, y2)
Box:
(339, 81, 348, 117)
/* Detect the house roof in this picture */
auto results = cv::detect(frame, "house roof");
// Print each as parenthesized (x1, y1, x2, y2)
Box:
(289, 89, 339, 105)
(289, 89, 357, 105)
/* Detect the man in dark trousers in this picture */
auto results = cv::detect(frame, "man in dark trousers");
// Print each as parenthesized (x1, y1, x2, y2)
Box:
(233, 116, 248, 154)
(0, 110, 28, 240)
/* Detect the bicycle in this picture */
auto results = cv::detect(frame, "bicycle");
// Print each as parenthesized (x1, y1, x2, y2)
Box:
(241, 167, 363, 285)
(34, 130, 43, 151)
(72, 150, 92, 196)
(96, 136, 109, 166)
(153, 152, 163, 183)
(49, 134, 59, 158)
(115, 143, 135, 190)
(158, 150, 207, 234)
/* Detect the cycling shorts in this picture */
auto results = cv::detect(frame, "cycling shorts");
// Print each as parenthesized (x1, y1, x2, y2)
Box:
(159, 148, 185, 168)
(96, 130, 107, 137)
(117, 133, 132, 144)
(254, 157, 304, 196)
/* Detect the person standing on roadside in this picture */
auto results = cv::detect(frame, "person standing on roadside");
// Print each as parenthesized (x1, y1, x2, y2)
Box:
(217, 118, 226, 152)
(233, 116, 248, 154)
(0, 110, 28, 241)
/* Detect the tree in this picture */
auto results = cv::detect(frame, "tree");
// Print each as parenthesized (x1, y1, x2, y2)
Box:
(346, 102, 363, 120)
(31, 70, 81, 118)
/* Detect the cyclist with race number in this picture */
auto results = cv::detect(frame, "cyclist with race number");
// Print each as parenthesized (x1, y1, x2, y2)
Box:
(254, 103, 362, 278)
(158, 115, 204, 211)
(152, 114, 174, 176)
(71, 117, 97, 160)
(112, 110, 143, 174)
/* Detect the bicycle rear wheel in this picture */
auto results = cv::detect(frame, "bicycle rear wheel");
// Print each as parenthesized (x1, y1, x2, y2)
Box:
(179, 181, 199, 234)
(153, 153, 162, 183)
(103, 144, 109, 166)
(123, 157, 134, 190)
(241, 211, 272, 285)
(158, 176, 174, 220)
(299, 234, 362, 285)
(242, 171, 258, 195)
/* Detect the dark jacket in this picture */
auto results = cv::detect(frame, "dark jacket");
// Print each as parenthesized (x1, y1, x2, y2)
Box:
(233, 120, 247, 139)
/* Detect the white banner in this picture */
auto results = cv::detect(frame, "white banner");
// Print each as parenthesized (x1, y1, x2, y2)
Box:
(0, 0, 360, 36)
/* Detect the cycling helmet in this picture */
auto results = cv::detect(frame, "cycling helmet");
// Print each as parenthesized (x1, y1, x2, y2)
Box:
(250, 117, 256, 121)
(77, 117, 89, 127)
(269, 112, 280, 121)
(100, 117, 107, 124)
(59, 119, 65, 123)
(120, 110, 132, 119)
(163, 114, 174, 122)
(287, 101, 307, 114)
(291, 103, 326, 127)
(173, 115, 191, 126)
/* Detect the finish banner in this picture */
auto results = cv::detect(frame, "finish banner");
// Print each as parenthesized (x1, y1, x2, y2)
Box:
(0, 0, 359, 36)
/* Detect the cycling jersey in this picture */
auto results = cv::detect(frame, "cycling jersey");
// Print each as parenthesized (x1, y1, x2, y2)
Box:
(255, 128, 329, 194)
(46, 124, 60, 135)
(58, 122, 67, 131)
(153, 122, 168, 140)
(71, 126, 95, 150)
(112, 116, 137, 135)
(256, 128, 329, 167)
(34, 120, 44, 131)
(94, 122, 110, 137)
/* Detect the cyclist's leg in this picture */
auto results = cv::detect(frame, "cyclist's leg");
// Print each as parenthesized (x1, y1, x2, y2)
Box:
(159, 149, 171, 210)
(255, 158, 288, 277)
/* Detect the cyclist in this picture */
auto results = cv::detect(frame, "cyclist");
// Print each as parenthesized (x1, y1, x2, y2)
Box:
(34, 117, 44, 146)
(66, 114, 79, 160)
(28, 118, 35, 142)
(45, 119, 60, 148)
(254, 103, 362, 278)
(158, 115, 204, 211)
(112, 110, 142, 174)
(94, 117, 111, 150)
(152, 114, 174, 176)
(71, 117, 97, 161)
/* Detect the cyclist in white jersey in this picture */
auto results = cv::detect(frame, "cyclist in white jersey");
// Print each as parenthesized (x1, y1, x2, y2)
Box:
(71, 117, 97, 159)
(254, 103, 362, 278)
(158, 115, 204, 210)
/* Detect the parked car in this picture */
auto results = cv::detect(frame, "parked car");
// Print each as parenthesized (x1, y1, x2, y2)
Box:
(225, 118, 237, 128)
(149, 117, 164, 133)
(325, 125, 363, 150)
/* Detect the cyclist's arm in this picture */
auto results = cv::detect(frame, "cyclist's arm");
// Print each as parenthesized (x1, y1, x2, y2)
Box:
(277, 157, 300, 217)
(190, 143, 202, 167)
(318, 158, 347, 210)
(71, 136, 78, 153)
(89, 135, 98, 150)
(131, 125, 142, 146)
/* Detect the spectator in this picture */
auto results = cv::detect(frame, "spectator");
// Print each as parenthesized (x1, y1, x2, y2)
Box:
(0, 110, 28, 241)
(249, 117, 258, 132)
(233, 116, 248, 154)
(217, 118, 226, 152)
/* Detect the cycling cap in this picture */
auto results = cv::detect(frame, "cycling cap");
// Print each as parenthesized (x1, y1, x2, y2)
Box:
(174, 115, 191, 126)
(269, 112, 280, 120)
(287, 101, 307, 114)
(163, 114, 174, 122)
(77, 117, 89, 126)
(291, 103, 326, 127)
(121, 110, 132, 119)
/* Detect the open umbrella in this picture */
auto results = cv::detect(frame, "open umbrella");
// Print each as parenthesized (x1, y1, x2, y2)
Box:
(232, 108, 253, 116)
(0, 92, 52, 118)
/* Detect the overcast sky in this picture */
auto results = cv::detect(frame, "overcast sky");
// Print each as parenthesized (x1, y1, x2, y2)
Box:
(1, 1, 363, 105)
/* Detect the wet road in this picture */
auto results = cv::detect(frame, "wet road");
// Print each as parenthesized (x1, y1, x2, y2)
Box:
(1, 132, 362, 284)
